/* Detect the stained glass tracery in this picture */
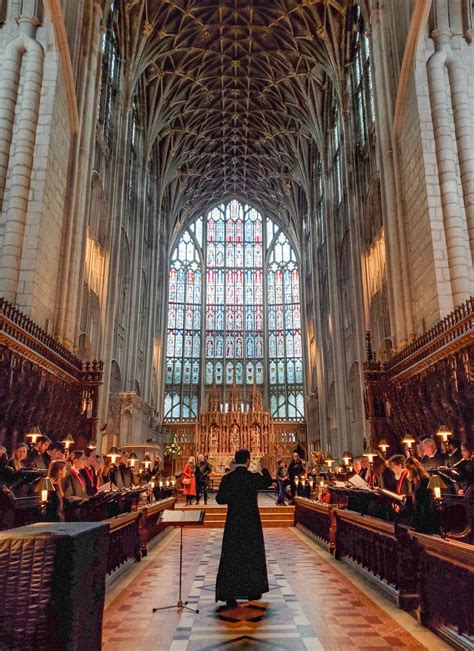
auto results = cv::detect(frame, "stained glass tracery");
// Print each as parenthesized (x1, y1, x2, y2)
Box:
(164, 200, 304, 422)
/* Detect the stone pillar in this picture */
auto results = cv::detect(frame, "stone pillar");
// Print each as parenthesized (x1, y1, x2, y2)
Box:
(0, 15, 44, 302)
(427, 29, 473, 304)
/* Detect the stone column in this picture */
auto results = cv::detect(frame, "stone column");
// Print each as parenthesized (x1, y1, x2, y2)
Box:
(0, 15, 44, 302)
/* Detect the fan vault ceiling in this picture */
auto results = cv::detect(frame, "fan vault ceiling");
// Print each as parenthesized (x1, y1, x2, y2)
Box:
(110, 0, 356, 228)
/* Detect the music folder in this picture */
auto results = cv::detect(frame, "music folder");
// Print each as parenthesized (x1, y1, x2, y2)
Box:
(160, 509, 205, 525)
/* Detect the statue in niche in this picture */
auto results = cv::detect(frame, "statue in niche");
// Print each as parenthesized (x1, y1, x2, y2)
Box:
(230, 422, 240, 449)
(210, 424, 218, 447)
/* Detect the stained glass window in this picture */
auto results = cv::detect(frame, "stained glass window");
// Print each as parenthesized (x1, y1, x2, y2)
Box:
(205, 202, 264, 388)
(164, 229, 201, 421)
(268, 232, 304, 421)
(164, 200, 304, 422)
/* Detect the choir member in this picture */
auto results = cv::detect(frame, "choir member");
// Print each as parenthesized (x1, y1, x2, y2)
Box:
(420, 438, 445, 470)
(446, 438, 462, 467)
(8, 443, 29, 472)
(45, 460, 68, 522)
(404, 457, 440, 534)
(388, 455, 410, 495)
(62, 450, 88, 501)
(28, 435, 51, 469)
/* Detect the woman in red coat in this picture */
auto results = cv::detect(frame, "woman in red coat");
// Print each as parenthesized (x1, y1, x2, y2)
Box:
(182, 456, 197, 505)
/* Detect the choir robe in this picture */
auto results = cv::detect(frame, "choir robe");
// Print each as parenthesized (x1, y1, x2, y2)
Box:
(215, 466, 273, 602)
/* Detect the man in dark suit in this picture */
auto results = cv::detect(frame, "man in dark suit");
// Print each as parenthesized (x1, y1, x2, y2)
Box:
(28, 435, 51, 469)
(215, 448, 273, 610)
(446, 438, 462, 467)
(420, 438, 445, 470)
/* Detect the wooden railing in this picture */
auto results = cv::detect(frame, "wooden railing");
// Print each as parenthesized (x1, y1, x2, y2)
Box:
(295, 498, 474, 646)
(294, 498, 335, 551)
(410, 532, 474, 640)
(384, 296, 474, 379)
(105, 497, 176, 575)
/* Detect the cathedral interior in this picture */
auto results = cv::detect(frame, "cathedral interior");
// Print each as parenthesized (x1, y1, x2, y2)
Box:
(0, 1, 473, 649)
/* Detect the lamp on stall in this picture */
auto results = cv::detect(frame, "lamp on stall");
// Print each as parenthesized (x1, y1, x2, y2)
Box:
(62, 433, 74, 450)
(436, 426, 452, 452)
(378, 439, 390, 455)
(143, 454, 152, 470)
(428, 474, 447, 500)
(363, 446, 378, 463)
(106, 446, 121, 464)
(26, 426, 42, 445)
(401, 434, 415, 451)
(128, 451, 138, 468)
(325, 454, 334, 468)
(341, 451, 352, 466)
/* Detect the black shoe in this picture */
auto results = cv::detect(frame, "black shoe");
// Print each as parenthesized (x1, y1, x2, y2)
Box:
(204, 500, 208, 505)
(247, 594, 261, 601)
(226, 599, 238, 609)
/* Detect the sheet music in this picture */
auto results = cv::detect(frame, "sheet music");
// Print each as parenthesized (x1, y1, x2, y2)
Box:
(377, 488, 404, 503)
(97, 481, 111, 493)
(347, 474, 372, 490)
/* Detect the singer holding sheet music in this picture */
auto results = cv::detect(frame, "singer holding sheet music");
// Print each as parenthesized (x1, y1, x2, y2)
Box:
(215, 449, 273, 610)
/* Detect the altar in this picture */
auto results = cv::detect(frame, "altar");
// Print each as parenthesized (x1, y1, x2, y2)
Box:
(198, 385, 275, 474)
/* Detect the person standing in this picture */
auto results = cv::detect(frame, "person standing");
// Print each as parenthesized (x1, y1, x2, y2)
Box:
(288, 452, 305, 503)
(182, 456, 197, 505)
(195, 454, 212, 505)
(276, 460, 289, 505)
(45, 460, 68, 522)
(215, 449, 273, 609)
(28, 436, 51, 469)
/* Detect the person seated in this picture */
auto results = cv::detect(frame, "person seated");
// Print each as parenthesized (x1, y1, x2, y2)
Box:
(403, 457, 440, 534)
(420, 438, 445, 470)
(388, 454, 410, 495)
(45, 460, 68, 522)
(28, 435, 51, 470)
(8, 443, 29, 472)
(62, 450, 88, 501)
(446, 438, 462, 467)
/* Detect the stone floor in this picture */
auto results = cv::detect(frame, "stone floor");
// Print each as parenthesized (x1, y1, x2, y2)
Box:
(103, 527, 450, 651)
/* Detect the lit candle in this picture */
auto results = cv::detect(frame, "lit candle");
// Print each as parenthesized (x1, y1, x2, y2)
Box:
(319, 479, 324, 487)
(434, 486, 441, 499)
(294, 478, 299, 486)
(159, 480, 163, 488)
(309, 480, 314, 489)
(41, 490, 48, 503)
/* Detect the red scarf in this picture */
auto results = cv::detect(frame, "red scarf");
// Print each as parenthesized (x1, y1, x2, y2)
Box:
(71, 468, 86, 491)
(396, 469, 408, 495)
(83, 466, 97, 489)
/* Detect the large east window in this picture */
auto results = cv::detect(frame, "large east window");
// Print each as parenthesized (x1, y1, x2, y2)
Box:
(163, 201, 304, 422)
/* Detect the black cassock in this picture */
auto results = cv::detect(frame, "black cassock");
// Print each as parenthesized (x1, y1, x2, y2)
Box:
(215, 466, 273, 602)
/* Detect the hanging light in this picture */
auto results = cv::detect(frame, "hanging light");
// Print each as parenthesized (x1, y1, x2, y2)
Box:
(341, 451, 352, 466)
(129, 451, 138, 468)
(107, 446, 121, 464)
(378, 439, 390, 454)
(401, 434, 415, 449)
(436, 426, 452, 443)
(26, 426, 42, 444)
(143, 454, 152, 470)
(363, 447, 378, 463)
(62, 433, 74, 450)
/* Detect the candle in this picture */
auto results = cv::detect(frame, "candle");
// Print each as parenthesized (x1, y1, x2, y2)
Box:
(41, 490, 48, 503)
(319, 479, 324, 487)
(434, 486, 441, 499)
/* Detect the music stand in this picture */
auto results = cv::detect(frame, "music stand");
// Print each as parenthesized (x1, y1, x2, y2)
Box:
(152, 509, 205, 614)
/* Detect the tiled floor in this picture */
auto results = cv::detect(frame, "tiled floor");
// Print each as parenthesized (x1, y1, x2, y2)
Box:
(103, 528, 448, 651)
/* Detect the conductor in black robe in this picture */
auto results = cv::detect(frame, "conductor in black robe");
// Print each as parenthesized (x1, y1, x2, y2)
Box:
(215, 448, 273, 609)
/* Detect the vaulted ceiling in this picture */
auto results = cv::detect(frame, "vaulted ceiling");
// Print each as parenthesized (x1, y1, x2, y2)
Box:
(113, 0, 356, 227)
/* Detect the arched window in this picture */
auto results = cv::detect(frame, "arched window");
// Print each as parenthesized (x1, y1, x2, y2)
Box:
(164, 201, 304, 422)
